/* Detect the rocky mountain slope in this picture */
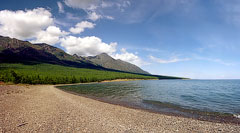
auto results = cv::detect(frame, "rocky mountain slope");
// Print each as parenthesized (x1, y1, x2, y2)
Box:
(85, 53, 149, 74)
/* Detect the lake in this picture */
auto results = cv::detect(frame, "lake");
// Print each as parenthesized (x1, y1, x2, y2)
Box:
(58, 80, 240, 123)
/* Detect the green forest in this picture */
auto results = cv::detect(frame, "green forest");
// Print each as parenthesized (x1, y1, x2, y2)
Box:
(0, 63, 158, 84)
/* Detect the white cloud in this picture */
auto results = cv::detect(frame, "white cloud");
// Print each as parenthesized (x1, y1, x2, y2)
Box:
(87, 12, 114, 21)
(122, 0, 131, 7)
(194, 56, 234, 66)
(70, 21, 95, 34)
(87, 12, 102, 21)
(32, 26, 68, 45)
(66, 12, 82, 20)
(209, 59, 234, 66)
(57, 1, 65, 13)
(149, 55, 190, 64)
(112, 48, 149, 67)
(64, 0, 130, 11)
(64, 0, 99, 10)
(114, 0, 197, 24)
(64, 0, 127, 21)
(0, 8, 53, 40)
(105, 15, 114, 20)
(101, 1, 113, 8)
(117, 0, 131, 12)
(0, 8, 71, 45)
(60, 36, 117, 56)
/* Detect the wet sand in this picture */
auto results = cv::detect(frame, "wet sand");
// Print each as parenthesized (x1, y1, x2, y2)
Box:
(0, 84, 239, 132)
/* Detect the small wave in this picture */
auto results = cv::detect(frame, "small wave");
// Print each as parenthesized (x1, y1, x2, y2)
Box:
(180, 95, 198, 102)
(142, 100, 233, 117)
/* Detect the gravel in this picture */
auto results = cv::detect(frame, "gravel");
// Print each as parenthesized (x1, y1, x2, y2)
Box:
(0, 85, 239, 132)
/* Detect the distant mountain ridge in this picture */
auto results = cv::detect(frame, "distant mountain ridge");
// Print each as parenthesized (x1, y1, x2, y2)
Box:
(85, 53, 149, 74)
(0, 35, 149, 74)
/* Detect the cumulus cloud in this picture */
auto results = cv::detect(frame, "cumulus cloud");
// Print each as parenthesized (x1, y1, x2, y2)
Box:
(0, 8, 71, 45)
(70, 21, 95, 34)
(149, 55, 190, 64)
(87, 12, 102, 21)
(0, 8, 53, 40)
(32, 26, 68, 45)
(57, 1, 65, 13)
(60, 36, 117, 56)
(112, 48, 149, 66)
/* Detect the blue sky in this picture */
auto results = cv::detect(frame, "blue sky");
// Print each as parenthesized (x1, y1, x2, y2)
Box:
(0, 0, 240, 79)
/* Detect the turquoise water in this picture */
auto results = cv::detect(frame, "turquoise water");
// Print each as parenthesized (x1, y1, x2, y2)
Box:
(58, 80, 240, 121)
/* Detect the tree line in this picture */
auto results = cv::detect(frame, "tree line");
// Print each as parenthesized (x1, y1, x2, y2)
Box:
(0, 63, 157, 84)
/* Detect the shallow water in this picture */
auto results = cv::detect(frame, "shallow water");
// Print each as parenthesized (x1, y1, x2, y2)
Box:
(58, 80, 240, 122)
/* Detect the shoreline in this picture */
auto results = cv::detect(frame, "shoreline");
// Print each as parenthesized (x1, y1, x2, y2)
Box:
(53, 78, 158, 86)
(1, 84, 240, 132)
(57, 85, 240, 125)
(56, 79, 240, 125)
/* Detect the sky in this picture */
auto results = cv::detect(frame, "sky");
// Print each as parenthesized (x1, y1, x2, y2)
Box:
(0, 0, 240, 79)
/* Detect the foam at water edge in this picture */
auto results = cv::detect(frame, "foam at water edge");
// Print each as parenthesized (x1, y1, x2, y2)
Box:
(233, 114, 240, 119)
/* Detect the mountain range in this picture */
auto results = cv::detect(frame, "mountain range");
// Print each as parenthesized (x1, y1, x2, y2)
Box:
(84, 53, 149, 74)
(0, 35, 149, 74)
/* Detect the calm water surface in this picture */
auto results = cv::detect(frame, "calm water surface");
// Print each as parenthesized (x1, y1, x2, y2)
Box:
(58, 80, 240, 120)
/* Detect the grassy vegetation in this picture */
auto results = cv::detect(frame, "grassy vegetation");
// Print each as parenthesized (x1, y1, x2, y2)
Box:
(0, 63, 158, 84)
